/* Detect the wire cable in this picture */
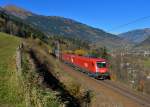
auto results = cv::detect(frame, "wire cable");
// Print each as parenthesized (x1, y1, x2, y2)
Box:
(109, 15, 150, 31)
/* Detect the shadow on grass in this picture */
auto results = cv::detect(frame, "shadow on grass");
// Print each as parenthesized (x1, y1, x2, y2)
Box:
(29, 49, 80, 107)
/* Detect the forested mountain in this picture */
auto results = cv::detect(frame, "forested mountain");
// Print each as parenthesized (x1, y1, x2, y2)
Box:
(3, 5, 128, 49)
(138, 36, 150, 48)
(0, 6, 90, 51)
(0, 7, 46, 41)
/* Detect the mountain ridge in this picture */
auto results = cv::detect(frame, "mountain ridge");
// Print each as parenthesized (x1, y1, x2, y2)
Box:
(2, 5, 129, 49)
(118, 28, 150, 43)
(138, 36, 150, 48)
(4, 5, 34, 18)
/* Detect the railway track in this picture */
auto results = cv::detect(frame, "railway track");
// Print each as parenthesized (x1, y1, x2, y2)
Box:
(98, 80, 150, 107)
(64, 62, 150, 107)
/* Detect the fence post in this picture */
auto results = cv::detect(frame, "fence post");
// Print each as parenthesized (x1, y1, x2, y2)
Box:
(16, 45, 22, 74)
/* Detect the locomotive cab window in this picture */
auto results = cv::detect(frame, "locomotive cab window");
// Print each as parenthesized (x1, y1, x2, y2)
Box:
(97, 62, 106, 68)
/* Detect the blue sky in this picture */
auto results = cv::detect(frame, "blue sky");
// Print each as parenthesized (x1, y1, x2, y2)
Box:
(0, 0, 150, 34)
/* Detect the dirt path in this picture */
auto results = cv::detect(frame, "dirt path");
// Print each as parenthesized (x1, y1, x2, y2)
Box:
(60, 62, 147, 107)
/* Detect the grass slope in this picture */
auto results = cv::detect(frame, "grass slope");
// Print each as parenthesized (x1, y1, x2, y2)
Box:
(0, 32, 25, 107)
(0, 33, 60, 107)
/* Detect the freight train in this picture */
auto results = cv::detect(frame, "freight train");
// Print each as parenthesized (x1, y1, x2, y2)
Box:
(61, 53, 110, 79)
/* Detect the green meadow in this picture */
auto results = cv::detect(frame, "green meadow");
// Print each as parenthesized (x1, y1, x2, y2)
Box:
(0, 32, 25, 107)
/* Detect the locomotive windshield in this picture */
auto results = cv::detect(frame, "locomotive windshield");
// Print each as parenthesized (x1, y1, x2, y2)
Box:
(97, 62, 106, 68)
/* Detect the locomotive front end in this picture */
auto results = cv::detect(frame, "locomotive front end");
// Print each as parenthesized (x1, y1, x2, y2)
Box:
(95, 61, 110, 79)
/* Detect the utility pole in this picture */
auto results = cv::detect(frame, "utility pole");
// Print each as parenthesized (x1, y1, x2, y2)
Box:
(55, 41, 60, 59)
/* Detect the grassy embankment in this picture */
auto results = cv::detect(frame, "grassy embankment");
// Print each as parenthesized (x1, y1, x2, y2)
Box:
(0, 32, 25, 107)
(24, 39, 92, 107)
(0, 32, 60, 107)
(21, 40, 60, 107)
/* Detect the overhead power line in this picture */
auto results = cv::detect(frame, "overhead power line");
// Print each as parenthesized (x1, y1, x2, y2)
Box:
(109, 15, 150, 31)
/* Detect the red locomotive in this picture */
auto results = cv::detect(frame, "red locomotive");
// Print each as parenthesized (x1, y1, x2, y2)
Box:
(61, 53, 110, 79)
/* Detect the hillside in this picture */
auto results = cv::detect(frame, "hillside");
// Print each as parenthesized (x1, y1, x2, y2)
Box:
(0, 7, 46, 40)
(119, 28, 150, 43)
(4, 5, 33, 19)
(3, 5, 128, 49)
(0, 32, 62, 107)
(0, 32, 23, 106)
(138, 36, 150, 48)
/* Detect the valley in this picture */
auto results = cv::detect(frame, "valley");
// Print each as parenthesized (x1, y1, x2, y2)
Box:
(0, 4, 150, 107)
